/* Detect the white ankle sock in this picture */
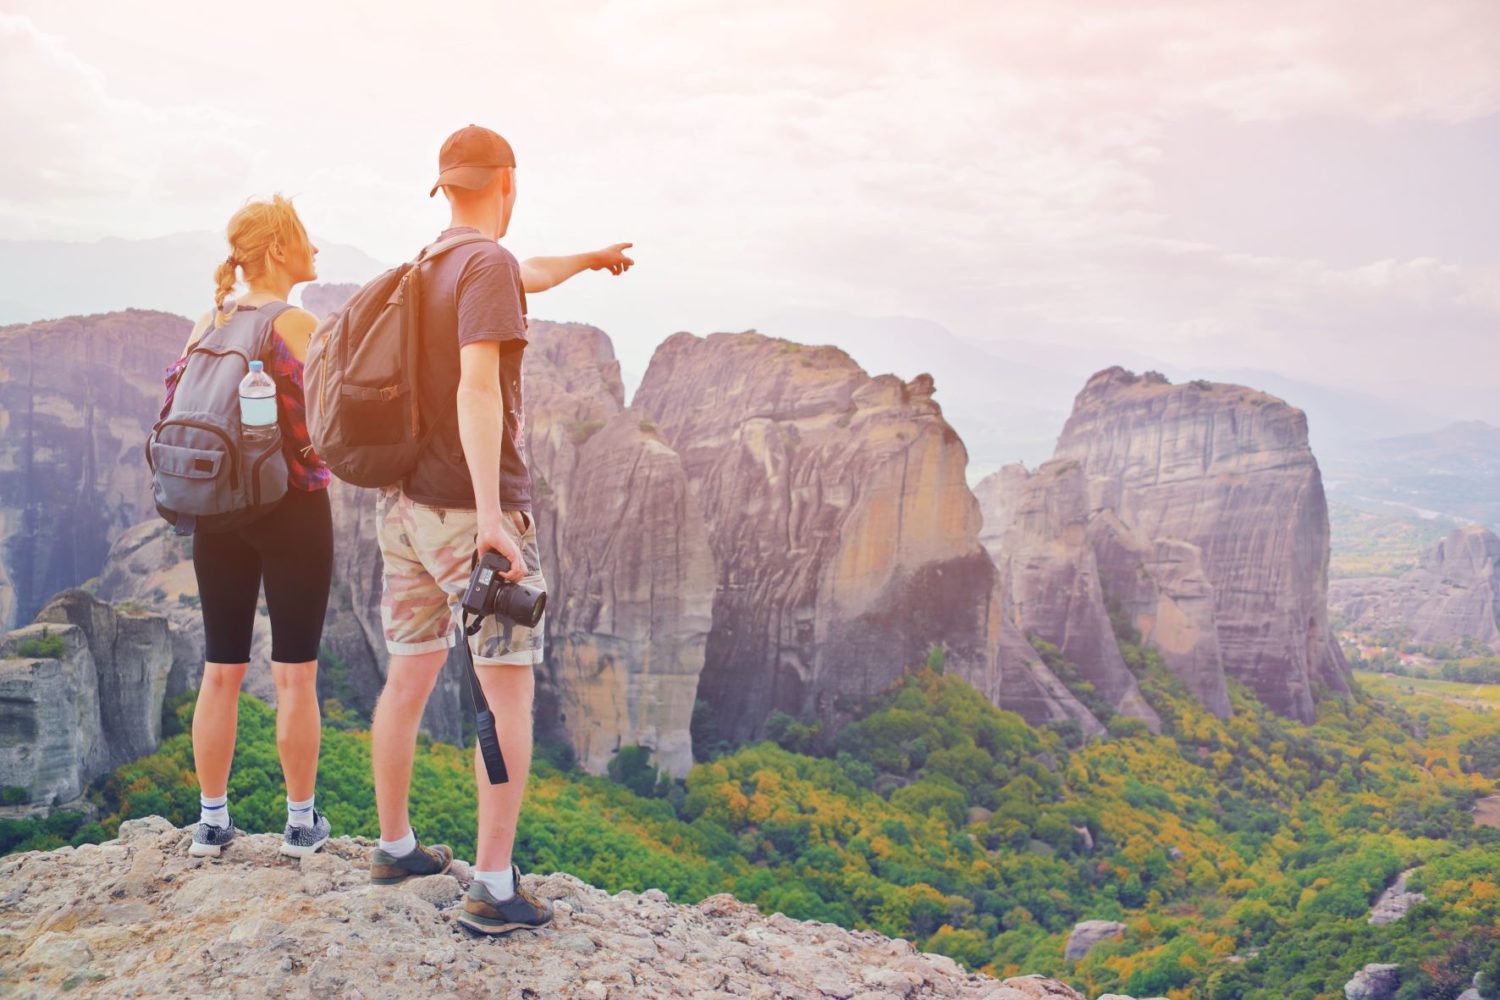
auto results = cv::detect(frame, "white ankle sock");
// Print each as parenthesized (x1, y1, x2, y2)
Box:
(200, 793, 229, 829)
(287, 795, 315, 828)
(379, 829, 416, 857)
(474, 867, 515, 901)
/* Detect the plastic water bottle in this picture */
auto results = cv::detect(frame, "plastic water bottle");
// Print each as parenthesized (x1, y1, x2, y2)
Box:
(239, 361, 278, 444)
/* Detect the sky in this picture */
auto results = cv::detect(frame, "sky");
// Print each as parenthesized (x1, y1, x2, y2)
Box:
(2, 0, 1498, 420)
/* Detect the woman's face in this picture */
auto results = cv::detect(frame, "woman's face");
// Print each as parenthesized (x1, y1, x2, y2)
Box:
(284, 235, 319, 284)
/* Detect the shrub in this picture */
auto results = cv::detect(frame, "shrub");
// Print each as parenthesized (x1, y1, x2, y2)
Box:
(607, 745, 661, 798)
(13, 633, 65, 659)
(569, 419, 605, 445)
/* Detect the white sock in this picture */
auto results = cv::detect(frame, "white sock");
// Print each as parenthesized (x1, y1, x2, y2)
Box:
(287, 795, 315, 829)
(474, 867, 515, 901)
(379, 828, 416, 858)
(200, 793, 229, 829)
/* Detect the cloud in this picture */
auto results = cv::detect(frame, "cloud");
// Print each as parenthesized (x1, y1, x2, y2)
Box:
(2, 1, 1497, 421)
(0, 14, 262, 239)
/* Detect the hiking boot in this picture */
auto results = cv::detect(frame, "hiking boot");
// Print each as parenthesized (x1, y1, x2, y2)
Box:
(457, 865, 553, 936)
(369, 838, 454, 885)
(188, 817, 237, 857)
(279, 808, 332, 858)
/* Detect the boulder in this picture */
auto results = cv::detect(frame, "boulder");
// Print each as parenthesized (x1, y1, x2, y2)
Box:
(1064, 919, 1126, 961)
(1367, 867, 1425, 925)
(1344, 963, 1402, 1000)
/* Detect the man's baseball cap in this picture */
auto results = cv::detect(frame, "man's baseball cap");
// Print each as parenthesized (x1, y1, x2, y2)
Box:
(429, 124, 516, 197)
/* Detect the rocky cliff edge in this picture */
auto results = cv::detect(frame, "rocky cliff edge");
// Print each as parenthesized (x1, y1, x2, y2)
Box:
(0, 816, 1132, 1000)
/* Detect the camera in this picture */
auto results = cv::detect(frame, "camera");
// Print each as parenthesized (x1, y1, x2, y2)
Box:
(461, 549, 546, 627)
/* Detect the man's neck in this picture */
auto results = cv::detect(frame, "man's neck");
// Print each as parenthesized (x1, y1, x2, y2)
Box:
(447, 214, 499, 240)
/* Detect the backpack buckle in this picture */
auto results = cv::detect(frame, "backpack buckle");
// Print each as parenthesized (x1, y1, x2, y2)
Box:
(379, 385, 401, 401)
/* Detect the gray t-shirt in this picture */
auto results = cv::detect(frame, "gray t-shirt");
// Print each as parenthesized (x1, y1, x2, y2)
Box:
(401, 226, 532, 510)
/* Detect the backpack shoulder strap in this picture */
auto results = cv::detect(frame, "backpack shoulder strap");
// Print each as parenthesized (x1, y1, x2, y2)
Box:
(254, 300, 296, 358)
(193, 301, 294, 360)
(258, 300, 293, 324)
(415, 232, 493, 265)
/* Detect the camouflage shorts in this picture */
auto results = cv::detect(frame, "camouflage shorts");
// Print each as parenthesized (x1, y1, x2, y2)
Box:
(375, 486, 546, 666)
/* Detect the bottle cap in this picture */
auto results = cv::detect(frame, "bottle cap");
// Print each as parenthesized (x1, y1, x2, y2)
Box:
(248, 360, 264, 372)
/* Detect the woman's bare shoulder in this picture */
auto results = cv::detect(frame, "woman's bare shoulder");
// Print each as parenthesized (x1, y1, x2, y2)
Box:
(274, 307, 319, 361)
(183, 310, 214, 353)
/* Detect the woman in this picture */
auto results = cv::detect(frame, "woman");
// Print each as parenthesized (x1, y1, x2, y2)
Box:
(159, 194, 335, 858)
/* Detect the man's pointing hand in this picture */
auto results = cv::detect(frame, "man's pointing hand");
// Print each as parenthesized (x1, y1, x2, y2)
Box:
(590, 243, 635, 276)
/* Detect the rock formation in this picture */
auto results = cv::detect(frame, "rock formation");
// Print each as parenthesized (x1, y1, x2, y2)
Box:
(523, 322, 716, 777)
(632, 331, 1024, 744)
(985, 461, 1161, 730)
(1329, 525, 1500, 653)
(0, 594, 170, 807)
(0, 310, 186, 629)
(0, 816, 1117, 999)
(94, 519, 213, 700)
(33, 590, 173, 768)
(9, 313, 1355, 778)
(0, 621, 106, 808)
(977, 368, 1349, 724)
(299, 282, 360, 319)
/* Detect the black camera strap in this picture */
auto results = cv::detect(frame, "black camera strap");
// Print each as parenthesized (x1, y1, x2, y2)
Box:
(459, 607, 510, 785)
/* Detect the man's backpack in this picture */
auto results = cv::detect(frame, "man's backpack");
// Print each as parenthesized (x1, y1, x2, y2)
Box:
(146, 302, 292, 536)
(304, 232, 492, 488)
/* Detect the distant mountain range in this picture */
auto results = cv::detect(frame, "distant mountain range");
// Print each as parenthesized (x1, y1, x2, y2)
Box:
(1322, 420, 1500, 531)
(0, 232, 388, 325)
(753, 308, 1476, 482)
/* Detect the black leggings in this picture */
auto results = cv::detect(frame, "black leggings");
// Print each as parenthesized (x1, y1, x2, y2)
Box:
(192, 486, 333, 664)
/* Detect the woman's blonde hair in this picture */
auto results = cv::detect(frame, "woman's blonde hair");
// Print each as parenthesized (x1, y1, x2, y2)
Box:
(212, 194, 311, 327)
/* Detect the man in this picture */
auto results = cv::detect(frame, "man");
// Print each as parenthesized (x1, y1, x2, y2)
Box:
(367, 124, 633, 936)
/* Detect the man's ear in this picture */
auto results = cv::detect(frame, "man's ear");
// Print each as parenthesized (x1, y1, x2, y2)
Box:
(499, 168, 515, 196)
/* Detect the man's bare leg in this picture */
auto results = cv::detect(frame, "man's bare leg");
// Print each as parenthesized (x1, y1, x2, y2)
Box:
(371, 648, 447, 841)
(472, 660, 536, 873)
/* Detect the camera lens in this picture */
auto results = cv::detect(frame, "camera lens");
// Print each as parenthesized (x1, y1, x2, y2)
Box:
(492, 581, 546, 627)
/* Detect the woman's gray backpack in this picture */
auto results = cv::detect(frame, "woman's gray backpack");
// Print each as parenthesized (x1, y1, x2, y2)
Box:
(146, 303, 291, 536)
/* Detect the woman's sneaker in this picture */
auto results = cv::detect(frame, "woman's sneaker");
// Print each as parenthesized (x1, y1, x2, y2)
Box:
(458, 865, 553, 936)
(369, 839, 454, 885)
(279, 808, 332, 858)
(188, 817, 237, 857)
